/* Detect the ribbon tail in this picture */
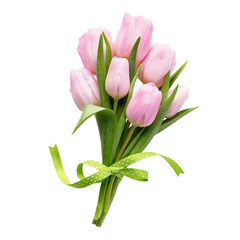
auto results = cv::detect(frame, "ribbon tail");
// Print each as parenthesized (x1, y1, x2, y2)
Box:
(49, 145, 112, 188)
(49, 144, 71, 185)
(160, 155, 184, 176)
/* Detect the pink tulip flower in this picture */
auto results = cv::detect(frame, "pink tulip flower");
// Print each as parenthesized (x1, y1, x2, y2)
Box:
(105, 57, 130, 100)
(77, 28, 113, 75)
(70, 68, 101, 111)
(126, 83, 162, 127)
(139, 44, 176, 88)
(166, 86, 189, 118)
(114, 12, 153, 64)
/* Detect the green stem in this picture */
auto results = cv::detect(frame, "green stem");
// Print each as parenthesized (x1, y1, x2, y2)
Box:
(92, 179, 109, 221)
(93, 177, 121, 227)
(103, 176, 116, 213)
(103, 125, 136, 213)
(113, 99, 118, 113)
(114, 125, 136, 163)
(123, 120, 131, 139)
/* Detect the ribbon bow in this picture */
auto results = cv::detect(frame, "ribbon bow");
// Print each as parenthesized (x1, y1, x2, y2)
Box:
(49, 145, 183, 189)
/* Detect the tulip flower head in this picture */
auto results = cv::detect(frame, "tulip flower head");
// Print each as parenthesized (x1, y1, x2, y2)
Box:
(139, 44, 176, 88)
(126, 83, 162, 127)
(70, 68, 101, 111)
(114, 12, 153, 64)
(166, 86, 189, 118)
(77, 28, 113, 75)
(105, 57, 130, 100)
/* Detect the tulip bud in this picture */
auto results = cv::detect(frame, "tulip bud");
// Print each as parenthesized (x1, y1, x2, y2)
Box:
(166, 86, 189, 118)
(139, 44, 176, 88)
(126, 83, 162, 127)
(70, 68, 101, 111)
(105, 57, 130, 100)
(77, 28, 113, 75)
(114, 12, 153, 64)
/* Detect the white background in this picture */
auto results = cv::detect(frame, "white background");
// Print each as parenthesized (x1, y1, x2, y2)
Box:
(0, 0, 239, 239)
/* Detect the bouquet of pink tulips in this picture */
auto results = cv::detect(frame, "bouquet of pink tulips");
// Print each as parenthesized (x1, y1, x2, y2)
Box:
(49, 13, 197, 227)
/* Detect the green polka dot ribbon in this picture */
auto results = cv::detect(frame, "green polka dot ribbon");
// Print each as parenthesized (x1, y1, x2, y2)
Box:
(49, 145, 184, 189)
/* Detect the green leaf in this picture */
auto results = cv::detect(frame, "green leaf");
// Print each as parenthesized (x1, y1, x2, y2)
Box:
(72, 104, 110, 134)
(96, 34, 111, 109)
(102, 32, 112, 72)
(72, 104, 118, 166)
(126, 65, 141, 105)
(95, 111, 118, 166)
(128, 37, 140, 80)
(157, 106, 199, 134)
(161, 71, 170, 102)
(169, 61, 188, 88)
(129, 85, 179, 154)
